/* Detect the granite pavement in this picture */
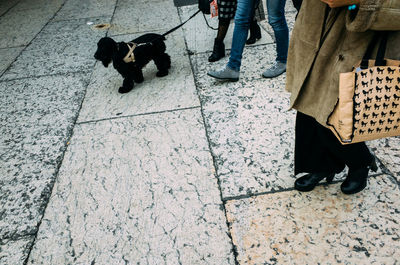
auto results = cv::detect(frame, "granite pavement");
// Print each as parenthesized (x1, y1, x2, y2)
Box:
(0, 0, 399, 264)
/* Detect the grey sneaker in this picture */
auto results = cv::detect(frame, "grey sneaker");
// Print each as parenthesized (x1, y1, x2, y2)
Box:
(207, 66, 239, 82)
(262, 61, 286, 78)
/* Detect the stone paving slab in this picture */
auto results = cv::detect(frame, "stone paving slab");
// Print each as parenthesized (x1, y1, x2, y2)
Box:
(0, 0, 19, 17)
(0, 17, 108, 81)
(196, 76, 297, 197)
(368, 137, 400, 180)
(0, 7, 55, 49)
(226, 175, 400, 264)
(77, 30, 199, 123)
(0, 73, 89, 242)
(0, 47, 24, 76)
(52, 0, 116, 22)
(179, 5, 273, 55)
(28, 109, 235, 265)
(108, 0, 180, 36)
(12, 0, 64, 12)
(0, 236, 34, 265)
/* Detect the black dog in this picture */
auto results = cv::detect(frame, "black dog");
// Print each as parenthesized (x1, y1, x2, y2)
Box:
(94, 33, 171, 93)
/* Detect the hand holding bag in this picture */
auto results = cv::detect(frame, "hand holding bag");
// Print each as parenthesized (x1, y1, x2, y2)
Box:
(328, 32, 400, 144)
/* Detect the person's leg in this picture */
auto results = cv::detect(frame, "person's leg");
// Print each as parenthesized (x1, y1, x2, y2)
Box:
(316, 120, 377, 194)
(246, 18, 261, 45)
(292, 0, 302, 13)
(294, 112, 345, 191)
(208, 18, 230, 62)
(226, 0, 255, 71)
(267, 0, 288, 63)
(262, 0, 288, 78)
(207, 0, 254, 81)
(294, 112, 345, 175)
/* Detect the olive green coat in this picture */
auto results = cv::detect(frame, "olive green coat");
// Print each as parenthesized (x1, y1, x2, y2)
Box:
(286, 0, 400, 126)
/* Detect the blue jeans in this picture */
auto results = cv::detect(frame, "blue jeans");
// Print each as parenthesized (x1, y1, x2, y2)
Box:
(267, 0, 289, 63)
(227, 0, 255, 71)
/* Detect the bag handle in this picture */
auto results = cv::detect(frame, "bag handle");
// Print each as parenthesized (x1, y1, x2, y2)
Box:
(360, 31, 388, 69)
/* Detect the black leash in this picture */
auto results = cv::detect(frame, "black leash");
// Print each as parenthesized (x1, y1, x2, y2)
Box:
(202, 13, 218, 30)
(162, 9, 201, 37)
(130, 9, 216, 46)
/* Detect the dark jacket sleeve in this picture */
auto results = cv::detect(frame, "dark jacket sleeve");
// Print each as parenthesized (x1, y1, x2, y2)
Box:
(346, 0, 400, 32)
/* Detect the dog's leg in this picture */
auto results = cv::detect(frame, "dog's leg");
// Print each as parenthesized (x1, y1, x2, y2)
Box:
(154, 53, 171, 77)
(132, 68, 144, 83)
(119, 77, 134, 93)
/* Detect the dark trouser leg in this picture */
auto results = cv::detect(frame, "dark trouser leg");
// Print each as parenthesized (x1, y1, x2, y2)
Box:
(295, 111, 373, 175)
(208, 18, 229, 62)
(216, 18, 230, 42)
(291, 0, 302, 12)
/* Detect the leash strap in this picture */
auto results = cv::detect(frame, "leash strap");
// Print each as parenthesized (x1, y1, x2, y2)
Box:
(202, 13, 218, 30)
(162, 9, 201, 37)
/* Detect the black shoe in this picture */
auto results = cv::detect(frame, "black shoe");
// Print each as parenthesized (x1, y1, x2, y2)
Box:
(208, 38, 225, 62)
(294, 173, 335, 192)
(246, 20, 261, 45)
(341, 157, 378, 195)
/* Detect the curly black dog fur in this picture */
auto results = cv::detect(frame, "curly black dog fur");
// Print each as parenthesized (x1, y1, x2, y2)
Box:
(94, 33, 171, 93)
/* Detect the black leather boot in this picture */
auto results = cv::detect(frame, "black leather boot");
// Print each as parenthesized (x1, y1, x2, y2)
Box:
(294, 173, 335, 192)
(246, 20, 261, 45)
(208, 38, 225, 62)
(341, 157, 378, 195)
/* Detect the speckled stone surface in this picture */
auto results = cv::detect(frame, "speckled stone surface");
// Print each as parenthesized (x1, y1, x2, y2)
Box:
(0, 73, 89, 242)
(0, 16, 108, 81)
(192, 44, 384, 198)
(0, 47, 23, 76)
(179, 5, 273, 55)
(0, 7, 56, 48)
(368, 137, 400, 180)
(226, 175, 400, 264)
(0, 0, 19, 16)
(0, 236, 34, 265)
(52, 0, 116, 21)
(77, 30, 200, 123)
(193, 46, 321, 198)
(28, 109, 235, 265)
(108, 0, 180, 36)
(13, 0, 64, 12)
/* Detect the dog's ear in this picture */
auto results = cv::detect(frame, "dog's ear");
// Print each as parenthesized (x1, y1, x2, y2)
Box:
(94, 37, 117, 67)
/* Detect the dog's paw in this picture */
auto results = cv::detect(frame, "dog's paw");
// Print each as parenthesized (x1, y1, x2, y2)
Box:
(156, 70, 168, 77)
(118, 86, 133, 93)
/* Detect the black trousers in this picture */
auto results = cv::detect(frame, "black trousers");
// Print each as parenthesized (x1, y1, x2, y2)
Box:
(294, 112, 373, 175)
(292, 0, 302, 12)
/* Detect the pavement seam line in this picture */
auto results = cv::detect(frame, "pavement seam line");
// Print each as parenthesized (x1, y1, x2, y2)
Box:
(76, 106, 201, 125)
(0, 1, 69, 81)
(20, 1, 74, 263)
(177, 6, 240, 265)
(222, 172, 388, 202)
(0, 0, 21, 18)
(20, 0, 113, 264)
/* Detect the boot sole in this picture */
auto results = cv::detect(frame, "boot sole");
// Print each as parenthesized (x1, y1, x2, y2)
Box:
(207, 73, 239, 82)
(262, 70, 286, 79)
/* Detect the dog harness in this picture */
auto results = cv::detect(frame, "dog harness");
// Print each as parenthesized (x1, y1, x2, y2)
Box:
(123, 42, 137, 63)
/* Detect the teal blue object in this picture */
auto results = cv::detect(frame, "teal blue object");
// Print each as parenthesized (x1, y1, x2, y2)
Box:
(348, 4, 356, 10)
